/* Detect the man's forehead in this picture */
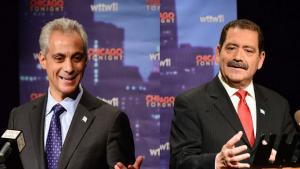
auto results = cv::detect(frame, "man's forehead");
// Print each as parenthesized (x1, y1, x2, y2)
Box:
(224, 28, 259, 47)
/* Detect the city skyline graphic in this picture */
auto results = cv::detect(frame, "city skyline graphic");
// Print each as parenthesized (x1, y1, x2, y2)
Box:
(19, 0, 236, 168)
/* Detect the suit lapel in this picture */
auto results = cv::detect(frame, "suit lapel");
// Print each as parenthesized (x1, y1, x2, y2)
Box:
(58, 91, 97, 169)
(253, 85, 269, 149)
(209, 77, 251, 147)
(29, 96, 47, 169)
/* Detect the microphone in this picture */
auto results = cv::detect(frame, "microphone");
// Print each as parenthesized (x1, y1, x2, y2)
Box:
(0, 130, 24, 169)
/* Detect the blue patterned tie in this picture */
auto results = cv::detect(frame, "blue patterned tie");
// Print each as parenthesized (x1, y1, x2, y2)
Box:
(46, 104, 65, 169)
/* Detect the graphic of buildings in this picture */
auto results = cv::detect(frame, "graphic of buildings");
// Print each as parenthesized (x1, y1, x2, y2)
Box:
(160, 0, 215, 167)
(20, 0, 159, 168)
(19, 0, 233, 168)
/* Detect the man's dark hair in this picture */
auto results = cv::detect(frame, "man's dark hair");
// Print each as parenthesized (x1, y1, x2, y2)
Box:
(219, 19, 264, 52)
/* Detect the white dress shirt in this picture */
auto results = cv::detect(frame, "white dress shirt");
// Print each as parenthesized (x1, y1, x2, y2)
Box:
(44, 84, 83, 147)
(215, 73, 258, 169)
(218, 72, 257, 136)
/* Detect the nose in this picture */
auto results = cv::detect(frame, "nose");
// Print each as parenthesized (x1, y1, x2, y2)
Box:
(233, 48, 243, 61)
(63, 58, 74, 74)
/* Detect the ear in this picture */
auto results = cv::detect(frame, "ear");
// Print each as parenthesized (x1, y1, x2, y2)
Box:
(257, 51, 265, 70)
(38, 52, 47, 70)
(215, 45, 221, 64)
(82, 56, 88, 69)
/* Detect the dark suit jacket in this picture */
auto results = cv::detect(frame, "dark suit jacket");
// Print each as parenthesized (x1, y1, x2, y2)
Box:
(8, 89, 135, 169)
(170, 77, 296, 169)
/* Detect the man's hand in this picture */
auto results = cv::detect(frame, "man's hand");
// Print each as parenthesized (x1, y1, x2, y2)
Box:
(114, 156, 144, 169)
(216, 131, 251, 169)
(268, 149, 277, 163)
(261, 149, 278, 169)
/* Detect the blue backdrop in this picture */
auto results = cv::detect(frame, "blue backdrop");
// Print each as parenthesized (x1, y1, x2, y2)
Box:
(19, 0, 236, 168)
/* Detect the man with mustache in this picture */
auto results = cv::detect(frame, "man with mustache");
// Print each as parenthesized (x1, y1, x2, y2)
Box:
(7, 17, 143, 169)
(170, 19, 296, 169)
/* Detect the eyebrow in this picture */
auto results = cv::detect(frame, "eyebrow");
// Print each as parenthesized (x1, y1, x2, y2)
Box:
(242, 45, 256, 49)
(226, 43, 256, 49)
(225, 42, 238, 47)
(51, 51, 84, 57)
(70, 52, 84, 57)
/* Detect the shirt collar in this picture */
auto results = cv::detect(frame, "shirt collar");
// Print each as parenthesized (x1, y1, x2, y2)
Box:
(45, 84, 83, 116)
(218, 72, 255, 98)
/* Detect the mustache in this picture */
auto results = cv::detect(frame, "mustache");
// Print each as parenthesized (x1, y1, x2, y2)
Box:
(227, 60, 248, 70)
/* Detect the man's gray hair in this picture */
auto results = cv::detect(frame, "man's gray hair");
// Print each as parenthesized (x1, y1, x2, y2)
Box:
(39, 17, 88, 56)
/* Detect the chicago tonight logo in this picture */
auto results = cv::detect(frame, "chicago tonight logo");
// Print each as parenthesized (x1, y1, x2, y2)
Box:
(88, 47, 123, 61)
(160, 11, 175, 23)
(196, 54, 216, 66)
(146, 95, 175, 108)
(29, 0, 64, 12)
(146, 0, 160, 11)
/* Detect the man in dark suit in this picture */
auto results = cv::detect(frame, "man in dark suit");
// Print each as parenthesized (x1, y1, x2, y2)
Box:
(170, 19, 296, 169)
(8, 17, 143, 169)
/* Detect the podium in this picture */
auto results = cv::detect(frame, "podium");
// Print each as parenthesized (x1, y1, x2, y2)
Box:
(252, 133, 300, 168)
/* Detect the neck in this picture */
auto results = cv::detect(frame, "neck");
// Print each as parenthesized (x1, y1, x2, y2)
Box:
(49, 86, 80, 102)
(219, 73, 250, 89)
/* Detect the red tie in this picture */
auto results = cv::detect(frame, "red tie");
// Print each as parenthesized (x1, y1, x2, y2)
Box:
(236, 89, 255, 147)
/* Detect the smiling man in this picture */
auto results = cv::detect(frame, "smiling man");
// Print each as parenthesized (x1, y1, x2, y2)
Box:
(169, 19, 296, 169)
(8, 17, 142, 169)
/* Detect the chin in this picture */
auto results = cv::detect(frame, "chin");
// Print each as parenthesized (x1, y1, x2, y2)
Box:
(227, 73, 245, 80)
(230, 78, 244, 83)
(60, 86, 77, 95)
